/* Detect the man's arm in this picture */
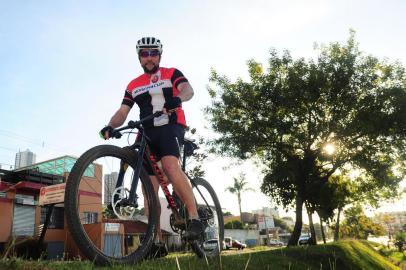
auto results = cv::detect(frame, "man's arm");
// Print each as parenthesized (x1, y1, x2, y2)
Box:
(108, 104, 131, 128)
(163, 81, 194, 113)
(176, 81, 194, 102)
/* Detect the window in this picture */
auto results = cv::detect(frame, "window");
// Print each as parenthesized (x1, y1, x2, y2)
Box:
(83, 212, 98, 224)
(40, 207, 64, 229)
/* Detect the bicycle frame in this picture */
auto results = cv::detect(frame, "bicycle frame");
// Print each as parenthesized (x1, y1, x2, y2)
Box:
(113, 124, 184, 223)
(112, 112, 214, 227)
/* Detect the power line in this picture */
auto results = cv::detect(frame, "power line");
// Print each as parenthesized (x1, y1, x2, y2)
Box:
(0, 129, 44, 147)
(0, 146, 17, 152)
(0, 129, 70, 154)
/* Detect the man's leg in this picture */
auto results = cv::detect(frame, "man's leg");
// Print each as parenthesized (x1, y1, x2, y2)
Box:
(161, 156, 198, 218)
(161, 156, 204, 240)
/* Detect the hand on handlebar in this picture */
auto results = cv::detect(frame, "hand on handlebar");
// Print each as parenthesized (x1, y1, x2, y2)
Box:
(100, 111, 164, 140)
(99, 126, 114, 140)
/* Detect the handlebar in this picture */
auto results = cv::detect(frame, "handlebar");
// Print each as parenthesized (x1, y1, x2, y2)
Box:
(110, 111, 164, 139)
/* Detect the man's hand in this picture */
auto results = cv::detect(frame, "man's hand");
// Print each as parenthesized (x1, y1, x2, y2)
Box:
(99, 126, 113, 140)
(164, 97, 182, 111)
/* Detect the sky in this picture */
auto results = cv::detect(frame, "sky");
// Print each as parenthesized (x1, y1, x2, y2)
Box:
(0, 0, 405, 220)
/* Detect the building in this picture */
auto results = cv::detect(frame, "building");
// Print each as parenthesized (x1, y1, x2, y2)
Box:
(252, 207, 279, 219)
(104, 172, 118, 205)
(389, 211, 406, 230)
(14, 149, 36, 169)
(241, 212, 255, 224)
(257, 215, 275, 230)
(374, 211, 406, 233)
(0, 155, 184, 259)
(0, 156, 132, 258)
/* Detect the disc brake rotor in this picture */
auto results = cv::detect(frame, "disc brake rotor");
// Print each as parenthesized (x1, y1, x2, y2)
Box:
(111, 187, 137, 220)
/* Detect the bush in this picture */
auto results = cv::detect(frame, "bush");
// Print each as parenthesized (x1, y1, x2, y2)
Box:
(4, 237, 47, 259)
(225, 220, 243, 229)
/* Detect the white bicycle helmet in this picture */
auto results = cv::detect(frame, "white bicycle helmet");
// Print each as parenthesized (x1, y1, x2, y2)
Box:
(136, 37, 163, 53)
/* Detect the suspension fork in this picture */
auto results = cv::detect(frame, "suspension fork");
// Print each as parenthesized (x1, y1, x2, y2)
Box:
(128, 132, 147, 204)
(112, 131, 147, 206)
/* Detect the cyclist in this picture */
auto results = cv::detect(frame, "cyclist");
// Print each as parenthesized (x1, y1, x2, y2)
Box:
(100, 36, 204, 258)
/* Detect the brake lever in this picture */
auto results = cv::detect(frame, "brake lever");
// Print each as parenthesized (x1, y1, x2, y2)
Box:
(111, 130, 122, 139)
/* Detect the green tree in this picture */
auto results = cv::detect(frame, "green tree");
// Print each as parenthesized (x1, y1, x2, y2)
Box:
(206, 31, 406, 246)
(394, 232, 406, 252)
(102, 205, 116, 219)
(184, 128, 208, 179)
(274, 217, 293, 232)
(225, 173, 254, 221)
(340, 205, 385, 239)
(222, 211, 233, 216)
(224, 220, 244, 229)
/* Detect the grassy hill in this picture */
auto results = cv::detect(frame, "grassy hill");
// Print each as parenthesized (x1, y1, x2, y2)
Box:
(0, 239, 403, 270)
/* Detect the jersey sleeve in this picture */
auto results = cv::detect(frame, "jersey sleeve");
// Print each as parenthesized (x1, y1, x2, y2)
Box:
(121, 89, 135, 108)
(171, 69, 189, 89)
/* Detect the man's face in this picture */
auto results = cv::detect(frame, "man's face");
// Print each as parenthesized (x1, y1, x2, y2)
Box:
(139, 49, 161, 74)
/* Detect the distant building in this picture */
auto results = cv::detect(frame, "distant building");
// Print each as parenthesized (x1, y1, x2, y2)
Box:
(241, 212, 255, 223)
(253, 207, 279, 219)
(14, 149, 36, 169)
(257, 215, 275, 229)
(374, 211, 406, 232)
(104, 172, 118, 205)
(0, 155, 95, 259)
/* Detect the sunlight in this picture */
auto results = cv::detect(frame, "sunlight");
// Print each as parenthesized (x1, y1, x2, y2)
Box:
(324, 143, 336, 155)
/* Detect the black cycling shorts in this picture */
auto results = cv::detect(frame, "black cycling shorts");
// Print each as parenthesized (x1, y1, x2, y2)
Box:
(144, 123, 185, 161)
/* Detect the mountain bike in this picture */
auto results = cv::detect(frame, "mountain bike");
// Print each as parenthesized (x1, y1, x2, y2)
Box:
(64, 111, 224, 265)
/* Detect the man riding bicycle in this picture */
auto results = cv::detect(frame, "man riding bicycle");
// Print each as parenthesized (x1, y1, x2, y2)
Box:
(100, 36, 204, 258)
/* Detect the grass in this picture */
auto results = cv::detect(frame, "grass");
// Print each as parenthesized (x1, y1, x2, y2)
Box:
(366, 240, 406, 269)
(0, 240, 402, 270)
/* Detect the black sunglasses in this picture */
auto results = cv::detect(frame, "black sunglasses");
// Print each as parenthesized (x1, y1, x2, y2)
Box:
(139, 50, 160, 58)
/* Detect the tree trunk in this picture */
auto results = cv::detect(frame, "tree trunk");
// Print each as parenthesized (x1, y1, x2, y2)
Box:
(238, 193, 242, 222)
(334, 207, 342, 241)
(320, 215, 326, 244)
(288, 195, 303, 246)
(306, 204, 317, 245)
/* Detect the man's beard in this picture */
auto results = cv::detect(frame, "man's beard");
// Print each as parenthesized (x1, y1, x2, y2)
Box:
(142, 63, 159, 74)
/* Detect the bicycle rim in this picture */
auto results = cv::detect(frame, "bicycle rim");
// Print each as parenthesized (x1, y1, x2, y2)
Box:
(65, 145, 156, 265)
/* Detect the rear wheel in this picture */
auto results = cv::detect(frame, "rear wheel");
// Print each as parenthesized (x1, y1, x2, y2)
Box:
(189, 178, 224, 258)
(65, 145, 157, 265)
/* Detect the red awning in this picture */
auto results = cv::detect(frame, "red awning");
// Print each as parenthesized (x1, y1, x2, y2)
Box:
(4, 181, 45, 193)
(0, 181, 13, 191)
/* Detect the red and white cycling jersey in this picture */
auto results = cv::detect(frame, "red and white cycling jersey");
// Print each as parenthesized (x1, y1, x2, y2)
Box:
(122, 67, 188, 128)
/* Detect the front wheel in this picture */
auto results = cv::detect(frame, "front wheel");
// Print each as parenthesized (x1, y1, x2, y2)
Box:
(189, 178, 224, 258)
(64, 145, 157, 265)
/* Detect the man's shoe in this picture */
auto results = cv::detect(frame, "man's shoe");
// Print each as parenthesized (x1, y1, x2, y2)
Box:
(145, 242, 168, 259)
(183, 219, 205, 241)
